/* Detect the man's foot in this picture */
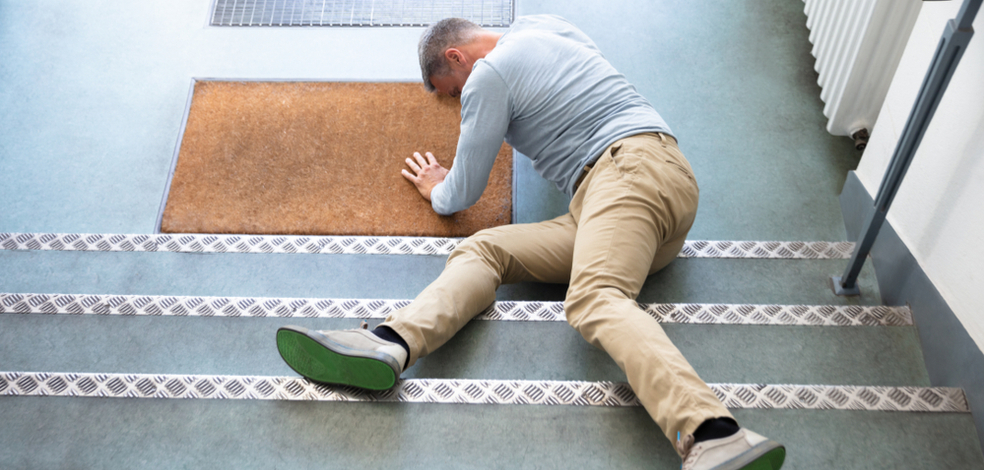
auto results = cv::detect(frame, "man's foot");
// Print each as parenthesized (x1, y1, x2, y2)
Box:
(680, 428, 785, 470)
(276, 325, 408, 390)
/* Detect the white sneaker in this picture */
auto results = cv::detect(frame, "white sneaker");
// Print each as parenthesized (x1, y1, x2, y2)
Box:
(679, 428, 785, 470)
(276, 323, 408, 390)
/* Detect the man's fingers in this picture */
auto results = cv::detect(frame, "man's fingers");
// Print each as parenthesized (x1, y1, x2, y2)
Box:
(403, 151, 446, 202)
(413, 152, 429, 168)
(425, 152, 438, 166)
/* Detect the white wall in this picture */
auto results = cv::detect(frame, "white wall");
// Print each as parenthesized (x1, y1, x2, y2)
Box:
(857, 2, 984, 351)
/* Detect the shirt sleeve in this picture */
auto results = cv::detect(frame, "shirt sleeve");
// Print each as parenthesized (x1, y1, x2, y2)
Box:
(430, 62, 512, 215)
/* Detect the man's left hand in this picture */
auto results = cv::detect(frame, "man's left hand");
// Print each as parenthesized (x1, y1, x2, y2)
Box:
(402, 151, 449, 201)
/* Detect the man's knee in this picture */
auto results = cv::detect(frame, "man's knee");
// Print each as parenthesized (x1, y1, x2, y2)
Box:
(448, 227, 512, 266)
(648, 231, 690, 275)
(563, 286, 630, 332)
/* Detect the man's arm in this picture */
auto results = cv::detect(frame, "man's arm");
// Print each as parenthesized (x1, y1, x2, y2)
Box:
(402, 63, 511, 215)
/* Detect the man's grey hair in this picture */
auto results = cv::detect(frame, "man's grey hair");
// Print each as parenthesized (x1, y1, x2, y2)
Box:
(418, 18, 483, 92)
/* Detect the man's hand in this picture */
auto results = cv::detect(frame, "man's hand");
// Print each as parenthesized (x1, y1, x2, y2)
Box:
(401, 151, 449, 201)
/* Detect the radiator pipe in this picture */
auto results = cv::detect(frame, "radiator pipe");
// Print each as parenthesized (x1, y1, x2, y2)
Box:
(832, 0, 982, 296)
(851, 128, 870, 151)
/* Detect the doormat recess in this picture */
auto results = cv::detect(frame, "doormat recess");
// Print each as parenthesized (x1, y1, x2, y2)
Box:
(160, 81, 512, 237)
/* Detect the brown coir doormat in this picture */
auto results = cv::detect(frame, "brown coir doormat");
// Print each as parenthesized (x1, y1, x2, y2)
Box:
(160, 81, 512, 237)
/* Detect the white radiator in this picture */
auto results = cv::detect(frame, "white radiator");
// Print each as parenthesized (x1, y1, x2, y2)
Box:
(803, 0, 922, 147)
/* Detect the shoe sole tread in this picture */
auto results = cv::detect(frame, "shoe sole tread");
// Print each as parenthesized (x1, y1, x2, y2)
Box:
(724, 442, 785, 470)
(276, 326, 398, 391)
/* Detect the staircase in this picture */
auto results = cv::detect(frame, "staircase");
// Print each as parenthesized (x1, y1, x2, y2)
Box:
(0, 0, 982, 468)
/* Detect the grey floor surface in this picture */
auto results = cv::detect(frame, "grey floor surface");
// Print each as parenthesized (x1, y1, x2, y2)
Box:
(0, 0, 981, 468)
(1, 401, 982, 470)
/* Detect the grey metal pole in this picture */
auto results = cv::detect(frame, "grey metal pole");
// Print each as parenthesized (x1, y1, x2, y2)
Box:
(832, 0, 982, 296)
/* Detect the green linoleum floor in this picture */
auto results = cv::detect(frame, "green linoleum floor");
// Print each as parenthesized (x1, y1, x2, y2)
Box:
(0, 0, 859, 240)
(507, 0, 863, 240)
(1, 0, 981, 467)
(0, 250, 882, 305)
(0, 398, 981, 469)
(0, 314, 930, 386)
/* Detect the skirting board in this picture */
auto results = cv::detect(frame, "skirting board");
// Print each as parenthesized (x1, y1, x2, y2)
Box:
(840, 170, 984, 448)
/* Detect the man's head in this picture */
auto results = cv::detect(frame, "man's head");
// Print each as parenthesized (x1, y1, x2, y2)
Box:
(418, 18, 484, 96)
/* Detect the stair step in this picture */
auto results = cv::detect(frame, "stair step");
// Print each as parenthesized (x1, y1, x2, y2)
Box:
(0, 314, 931, 386)
(0, 250, 883, 305)
(2, 397, 980, 469)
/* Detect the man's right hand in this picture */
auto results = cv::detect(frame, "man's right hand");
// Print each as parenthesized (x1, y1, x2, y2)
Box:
(401, 151, 449, 201)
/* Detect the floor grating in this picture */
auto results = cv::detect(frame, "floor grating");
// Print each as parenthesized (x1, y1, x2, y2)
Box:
(210, 0, 514, 27)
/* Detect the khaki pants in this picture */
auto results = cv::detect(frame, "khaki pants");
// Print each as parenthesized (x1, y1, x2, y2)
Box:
(383, 133, 733, 452)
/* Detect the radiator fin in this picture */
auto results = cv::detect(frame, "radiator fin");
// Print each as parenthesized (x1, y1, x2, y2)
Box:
(803, 0, 922, 136)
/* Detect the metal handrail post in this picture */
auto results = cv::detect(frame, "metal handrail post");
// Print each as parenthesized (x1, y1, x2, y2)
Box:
(832, 0, 982, 296)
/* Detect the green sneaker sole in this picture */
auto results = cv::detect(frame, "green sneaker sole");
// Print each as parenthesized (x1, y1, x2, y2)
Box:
(276, 326, 398, 391)
(738, 445, 785, 470)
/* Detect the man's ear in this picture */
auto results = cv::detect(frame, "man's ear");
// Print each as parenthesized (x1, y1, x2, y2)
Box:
(444, 48, 467, 69)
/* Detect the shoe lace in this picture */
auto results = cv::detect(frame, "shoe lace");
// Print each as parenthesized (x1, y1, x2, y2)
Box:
(677, 432, 697, 469)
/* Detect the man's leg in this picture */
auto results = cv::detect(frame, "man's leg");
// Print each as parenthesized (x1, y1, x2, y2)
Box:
(381, 214, 577, 368)
(564, 133, 734, 453)
(277, 215, 578, 388)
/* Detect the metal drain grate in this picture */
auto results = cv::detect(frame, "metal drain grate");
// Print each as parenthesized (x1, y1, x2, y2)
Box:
(210, 0, 514, 27)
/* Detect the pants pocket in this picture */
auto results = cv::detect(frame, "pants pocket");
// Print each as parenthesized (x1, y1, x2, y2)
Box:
(608, 143, 642, 176)
(664, 159, 695, 181)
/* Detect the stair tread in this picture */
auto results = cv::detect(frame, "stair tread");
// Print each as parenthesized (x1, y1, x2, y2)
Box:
(0, 397, 980, 469)
(0, 315, 931, 386)
(0, 250, 884, 306)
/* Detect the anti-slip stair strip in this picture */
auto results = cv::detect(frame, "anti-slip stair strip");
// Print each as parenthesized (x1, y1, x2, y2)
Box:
(0, 233, 855, 259)
(0, 294, 913, 326)
(0, 372, 967, 412)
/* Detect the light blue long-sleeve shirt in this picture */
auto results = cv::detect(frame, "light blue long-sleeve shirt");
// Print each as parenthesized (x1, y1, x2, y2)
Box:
(430, 14, 673, 215)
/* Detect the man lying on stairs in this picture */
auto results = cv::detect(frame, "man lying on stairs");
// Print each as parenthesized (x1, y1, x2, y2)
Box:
(276, 15, 785, 470)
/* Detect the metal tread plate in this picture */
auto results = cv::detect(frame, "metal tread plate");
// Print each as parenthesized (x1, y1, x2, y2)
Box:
(0, 371, 967, 412)
(210, 0, 514, 27)
(0, 293, 913, 326)
(0, 233, 856, 259)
